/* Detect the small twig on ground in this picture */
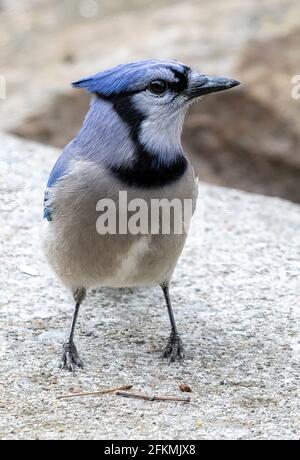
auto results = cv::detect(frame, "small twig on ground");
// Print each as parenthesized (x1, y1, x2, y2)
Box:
(178, 382, 192, 393)
(58, 385, 133, 400)
(115, 391, 191, 403)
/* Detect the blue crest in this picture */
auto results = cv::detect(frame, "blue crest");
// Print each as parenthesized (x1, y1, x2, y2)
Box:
(72, 60, 189, 97)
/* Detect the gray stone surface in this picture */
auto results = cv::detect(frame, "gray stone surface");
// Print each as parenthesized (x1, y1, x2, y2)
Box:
(0, 134, 299, 440)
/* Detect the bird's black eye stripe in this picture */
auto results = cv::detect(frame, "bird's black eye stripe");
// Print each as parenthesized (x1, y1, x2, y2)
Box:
(170, 69, 189, 93)
(148, 80, 168, 95)
(148, 69, 189, 96)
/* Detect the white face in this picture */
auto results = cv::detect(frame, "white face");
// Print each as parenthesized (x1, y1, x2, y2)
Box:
(131, 76, 192, 155)
(111, 65, 238, 160)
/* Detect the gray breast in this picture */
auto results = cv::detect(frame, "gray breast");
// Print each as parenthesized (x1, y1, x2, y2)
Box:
(44, 158, 198, 290)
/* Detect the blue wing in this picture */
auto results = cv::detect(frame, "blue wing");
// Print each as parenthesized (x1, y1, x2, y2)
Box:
(43, 147, 73, 221)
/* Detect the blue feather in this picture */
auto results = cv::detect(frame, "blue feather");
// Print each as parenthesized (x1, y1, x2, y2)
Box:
(72, 60, 188, 97)
(43, 147, 74, 219)
(43, 190, 52, 221)
(47, 149, 73, 188)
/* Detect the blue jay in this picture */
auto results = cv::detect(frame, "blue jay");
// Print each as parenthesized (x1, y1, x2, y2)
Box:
(43, 60, 239, 371)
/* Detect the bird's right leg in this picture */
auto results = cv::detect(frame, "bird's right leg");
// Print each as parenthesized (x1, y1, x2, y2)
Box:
(160, 282, 184, 362)
(60, 287, 86, 372)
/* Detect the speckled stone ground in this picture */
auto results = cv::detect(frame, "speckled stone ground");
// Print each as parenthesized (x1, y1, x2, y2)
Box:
(0, 134, 299, 440)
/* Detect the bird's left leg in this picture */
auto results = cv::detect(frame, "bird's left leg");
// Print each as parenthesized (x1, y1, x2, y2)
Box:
(60, 287, 86, 372)
(160, 282, 184, 362)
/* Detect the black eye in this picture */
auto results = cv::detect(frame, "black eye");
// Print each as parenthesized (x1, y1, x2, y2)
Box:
(148, 80, 168, 95)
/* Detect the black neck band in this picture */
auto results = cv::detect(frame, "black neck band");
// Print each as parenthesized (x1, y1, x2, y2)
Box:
(101, 94, 187, 188)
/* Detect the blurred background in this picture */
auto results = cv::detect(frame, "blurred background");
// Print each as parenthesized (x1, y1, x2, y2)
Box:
(1, 0, 300, 202)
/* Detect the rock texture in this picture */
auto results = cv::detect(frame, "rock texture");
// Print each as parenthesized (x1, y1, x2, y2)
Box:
(0, 134, 299, 440)
(184, 87, 300, 203)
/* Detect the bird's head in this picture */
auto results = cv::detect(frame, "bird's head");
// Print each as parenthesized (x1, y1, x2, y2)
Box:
(73, 60, 240, 153)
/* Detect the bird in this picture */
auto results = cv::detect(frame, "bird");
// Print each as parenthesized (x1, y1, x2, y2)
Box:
(43, 59, 240, 372)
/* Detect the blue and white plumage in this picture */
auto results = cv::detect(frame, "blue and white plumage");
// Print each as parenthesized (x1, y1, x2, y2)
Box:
(71, 60, 189, 96)
(43, 59, 239, 371)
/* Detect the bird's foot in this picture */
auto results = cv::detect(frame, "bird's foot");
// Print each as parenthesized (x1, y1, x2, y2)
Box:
(60, 341, 83, 372)
(163, 333, 184, 363)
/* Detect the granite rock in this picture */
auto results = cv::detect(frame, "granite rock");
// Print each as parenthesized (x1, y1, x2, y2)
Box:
(0, 134, 299, 440)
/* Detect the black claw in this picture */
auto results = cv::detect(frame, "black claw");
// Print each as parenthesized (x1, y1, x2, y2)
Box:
(60, 341, 83, 372)
(163, 333, 184, 363)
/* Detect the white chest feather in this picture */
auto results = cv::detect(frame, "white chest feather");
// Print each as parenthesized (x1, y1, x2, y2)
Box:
(114, 236, 151, 284)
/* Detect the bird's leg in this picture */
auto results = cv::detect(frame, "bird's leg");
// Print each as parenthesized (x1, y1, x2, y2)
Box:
(160, 282, 184, 362)
(60, 287, 86, 372)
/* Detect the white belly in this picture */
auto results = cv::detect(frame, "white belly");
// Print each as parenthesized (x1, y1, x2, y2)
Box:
(111, 236, 151, 286)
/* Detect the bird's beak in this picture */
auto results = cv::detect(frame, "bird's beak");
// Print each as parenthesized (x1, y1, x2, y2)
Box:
(187, 73, 240, 99)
